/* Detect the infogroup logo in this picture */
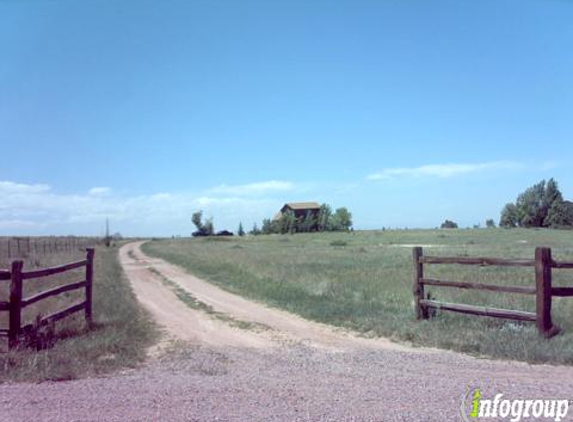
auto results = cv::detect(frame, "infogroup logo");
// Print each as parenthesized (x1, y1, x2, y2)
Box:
(461, 388, 570, 422)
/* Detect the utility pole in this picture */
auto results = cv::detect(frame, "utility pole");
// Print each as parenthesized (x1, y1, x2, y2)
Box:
(105, 218, 111, 247)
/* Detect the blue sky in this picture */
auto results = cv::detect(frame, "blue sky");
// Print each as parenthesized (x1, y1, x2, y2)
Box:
(1, 0, 572, 236)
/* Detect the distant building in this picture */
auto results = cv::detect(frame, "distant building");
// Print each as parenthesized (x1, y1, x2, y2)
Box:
(273, 202, 321, 222)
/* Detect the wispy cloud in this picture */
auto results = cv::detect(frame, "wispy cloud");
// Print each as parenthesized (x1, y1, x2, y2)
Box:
(209, 180, 295, 196)
(0, 181, 51, 194)
(88, 187, 112, 196)
(367, 160, 522, 181)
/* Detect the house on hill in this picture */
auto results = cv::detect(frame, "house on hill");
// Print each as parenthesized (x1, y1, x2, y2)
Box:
(273, 202, 321, 222)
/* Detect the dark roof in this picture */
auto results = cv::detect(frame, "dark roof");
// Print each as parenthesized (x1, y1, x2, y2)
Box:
(283, 202, 321, 210)
(273, 202, 322, 221)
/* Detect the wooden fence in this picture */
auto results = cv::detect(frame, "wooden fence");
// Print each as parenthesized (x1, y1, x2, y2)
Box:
(413, 246, 573, 338)
(0, 248, 94, 349)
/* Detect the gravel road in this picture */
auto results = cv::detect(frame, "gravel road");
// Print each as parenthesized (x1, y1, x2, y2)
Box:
(2, 242, 573, 422)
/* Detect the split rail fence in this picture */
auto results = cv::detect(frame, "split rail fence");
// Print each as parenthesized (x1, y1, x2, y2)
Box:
(0, 248, 95, 349)
(413, 246, 573, 337)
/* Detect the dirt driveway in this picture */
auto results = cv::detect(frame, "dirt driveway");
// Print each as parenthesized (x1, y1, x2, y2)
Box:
(2, 241, 573, 422)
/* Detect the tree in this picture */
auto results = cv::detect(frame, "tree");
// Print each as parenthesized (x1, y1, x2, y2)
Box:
(203, 218, 214, 236)
(440, 219, 458, 229)
(317, 204, 332, 232)
(331, 207, 352, 231)
(545, 200, 573, 228)
(500, 203, 518, 228)
(515, 180, 547, 227)
(299, 210, 317, 232)
(542, 179, 564, 227)
(261, 218, 273, 235)
(250, 223, 261, 236)
(281, 209, 297, 234)
(485, 219, 496, 228)
(192, 211, 214, 236)
(501, 178, 568, 228)
(192, 211, 204, 232)
(258, 203, 354, 235)
(237, 222, 245, 237)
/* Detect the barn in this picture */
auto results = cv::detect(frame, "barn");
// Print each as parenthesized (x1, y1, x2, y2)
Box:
(273, 202, 321, 222)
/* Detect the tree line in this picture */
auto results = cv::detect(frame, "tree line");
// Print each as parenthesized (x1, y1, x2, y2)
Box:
(192, 204, 353, 237)
(251, 204, 352, 235)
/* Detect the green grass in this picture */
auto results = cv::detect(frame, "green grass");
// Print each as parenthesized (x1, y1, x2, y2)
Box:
(147, 268, 269, 331)
(143, 228, 573, 365)
(0, 245, 158, 383)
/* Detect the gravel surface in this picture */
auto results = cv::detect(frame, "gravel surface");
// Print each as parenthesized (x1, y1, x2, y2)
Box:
(2, 242, 573, 421)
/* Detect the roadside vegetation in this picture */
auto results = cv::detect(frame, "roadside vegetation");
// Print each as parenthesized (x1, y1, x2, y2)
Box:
(0, 244, 158, 383)
(144, 228, 573, 364)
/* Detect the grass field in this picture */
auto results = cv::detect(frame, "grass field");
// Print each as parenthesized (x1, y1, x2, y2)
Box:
(0, 243, 158, 383)
(143, 228, 573, 364)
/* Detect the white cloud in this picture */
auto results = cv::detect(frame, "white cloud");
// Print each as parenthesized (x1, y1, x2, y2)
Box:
(367, 161, 522, 181)
(0, 181, 51, 194)
(88, 187, 112, 196)
(209, 180, 295, 196)
(0, 179, 287, 236)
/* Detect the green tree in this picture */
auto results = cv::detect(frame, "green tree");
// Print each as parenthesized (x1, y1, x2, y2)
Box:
(192, 211, 214, 236)
(440, 219, 458, 229)
(545, 200, 573, 227)
(500, 203, 518, 228)
(238, 222, 245, 236)
(261, 218, 272, 234)
(515, 180, 547, 227)
(501, 178, 567, 228)
(300, 210, 317, 232)
(203, 217, 214, 236)
(281, 209, 297, 234)
(317, 204, 332, 232)
(331, 207, 352, 231)
(249, 223, 261, 236)
(485, 219, 496, 228)
(542, 179, 564, 227)
(192, 211, 204, 232)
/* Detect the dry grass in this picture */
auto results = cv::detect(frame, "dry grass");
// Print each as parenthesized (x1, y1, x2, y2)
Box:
(0, 242, 158, 383)
(143, 228, 573, 364)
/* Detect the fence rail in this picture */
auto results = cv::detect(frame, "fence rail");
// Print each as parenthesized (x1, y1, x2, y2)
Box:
(0, 248, 94, 349)
(413, 246, 573, 338)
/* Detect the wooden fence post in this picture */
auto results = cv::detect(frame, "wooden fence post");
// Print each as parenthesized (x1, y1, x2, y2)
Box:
(413, 247, 428, 319)
(9, 260, 24, 349)
(535, 247, 557, 337)
(85, 248, 95, 326)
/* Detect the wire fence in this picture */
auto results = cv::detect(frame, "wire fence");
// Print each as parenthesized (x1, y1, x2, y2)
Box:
(0, 237, 102, 259)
